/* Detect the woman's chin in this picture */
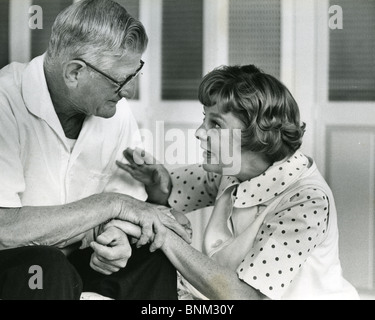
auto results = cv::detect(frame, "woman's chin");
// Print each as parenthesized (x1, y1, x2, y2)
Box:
(202, 163, 222, 175)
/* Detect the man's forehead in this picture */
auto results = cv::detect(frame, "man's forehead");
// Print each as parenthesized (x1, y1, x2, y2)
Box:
(107, 54, 142, 74)
(115, 54, 142, 67)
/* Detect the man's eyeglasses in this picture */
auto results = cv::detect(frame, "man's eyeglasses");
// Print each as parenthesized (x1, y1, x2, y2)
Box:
(75, 58, 145, 94)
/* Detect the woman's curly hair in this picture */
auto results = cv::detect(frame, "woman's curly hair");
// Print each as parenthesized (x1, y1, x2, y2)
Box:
(198, 65, 306, 163)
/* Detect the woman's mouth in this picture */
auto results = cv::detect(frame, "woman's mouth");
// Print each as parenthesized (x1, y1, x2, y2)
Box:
(203, 150, 212, 159)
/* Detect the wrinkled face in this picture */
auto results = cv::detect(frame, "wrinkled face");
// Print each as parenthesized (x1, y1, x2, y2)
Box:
(73, 53, 143, 118)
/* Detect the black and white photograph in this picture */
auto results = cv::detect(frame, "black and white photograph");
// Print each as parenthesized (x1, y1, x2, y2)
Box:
(0, 0, 374, 305)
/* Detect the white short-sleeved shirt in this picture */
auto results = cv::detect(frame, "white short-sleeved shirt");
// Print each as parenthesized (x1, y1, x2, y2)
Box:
(168, 151, 359, 300)
(0, 54, 147, 208)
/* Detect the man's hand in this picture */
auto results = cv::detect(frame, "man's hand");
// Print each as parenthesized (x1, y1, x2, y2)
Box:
(90, 226, 132, 275)
(116, 148, 172, 205)
(109, 204, 192, 252)
(114, 196, 192, 251)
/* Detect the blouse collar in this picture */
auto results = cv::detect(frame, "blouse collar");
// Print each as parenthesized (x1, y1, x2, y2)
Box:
(217, 150, 310, 208)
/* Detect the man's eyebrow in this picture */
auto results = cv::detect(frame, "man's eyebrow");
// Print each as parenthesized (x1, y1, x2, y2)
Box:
(115, 71, 131, 82)
(115, 65, 140, 82)
(124, 66, 143, 82)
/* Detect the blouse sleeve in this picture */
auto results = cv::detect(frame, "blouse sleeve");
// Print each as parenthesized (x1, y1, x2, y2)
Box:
(168, 164, 221, 213)
(236, 187, 330, 300)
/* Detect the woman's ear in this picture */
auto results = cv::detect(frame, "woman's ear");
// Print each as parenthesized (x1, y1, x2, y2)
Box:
(63, 60, 85, 89)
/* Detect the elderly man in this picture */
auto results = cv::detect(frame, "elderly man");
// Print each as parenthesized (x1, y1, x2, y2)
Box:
(0, 0, 189, 300)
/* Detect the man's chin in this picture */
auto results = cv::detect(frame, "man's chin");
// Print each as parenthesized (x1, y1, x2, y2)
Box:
(97, 103, 118, 118)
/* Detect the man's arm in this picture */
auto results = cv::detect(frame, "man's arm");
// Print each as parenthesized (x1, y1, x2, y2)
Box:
(0, 193, 117, 250)
(0, 192, 189, 251)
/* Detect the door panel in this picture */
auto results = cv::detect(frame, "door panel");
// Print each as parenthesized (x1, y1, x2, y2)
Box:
(316, 0, 375, 295)
(326, 126, 375, 289)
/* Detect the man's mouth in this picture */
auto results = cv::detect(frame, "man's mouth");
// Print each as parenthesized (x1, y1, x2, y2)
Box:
(110, 99, 120, 103)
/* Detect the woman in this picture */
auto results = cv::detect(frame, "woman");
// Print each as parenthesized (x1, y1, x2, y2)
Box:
(113, 64, 359, 300)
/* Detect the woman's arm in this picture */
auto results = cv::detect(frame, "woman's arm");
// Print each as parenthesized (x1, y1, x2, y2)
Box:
(167, 164, 220, 213)
(116, 148, 221, 212)
(161, 229, 265, 300)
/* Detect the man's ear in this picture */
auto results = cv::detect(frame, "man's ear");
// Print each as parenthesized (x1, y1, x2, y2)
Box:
(63, 60, 85, 89)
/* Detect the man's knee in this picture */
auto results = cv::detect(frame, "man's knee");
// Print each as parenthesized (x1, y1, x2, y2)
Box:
(149, 249, 175, 271)
(0, 246, 82, 300)
(28, 246, 82, 289)
(24, 246, 66, 265)
(130, 245, 175, 273)
(19, 246, 75, 276)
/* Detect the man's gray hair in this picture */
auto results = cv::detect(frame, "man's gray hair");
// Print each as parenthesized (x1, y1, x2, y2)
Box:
(45, 0, 148, 70)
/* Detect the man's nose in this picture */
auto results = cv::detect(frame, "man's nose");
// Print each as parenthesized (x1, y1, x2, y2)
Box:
(118, 82, 136, 99)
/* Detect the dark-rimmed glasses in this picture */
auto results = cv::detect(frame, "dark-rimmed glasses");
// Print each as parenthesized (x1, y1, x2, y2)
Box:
(75, 58, 144, 94)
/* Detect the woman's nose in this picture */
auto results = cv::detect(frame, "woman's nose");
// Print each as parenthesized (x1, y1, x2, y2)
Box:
(195, 124, 208, 141)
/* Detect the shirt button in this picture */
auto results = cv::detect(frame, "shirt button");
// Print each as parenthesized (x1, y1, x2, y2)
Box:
(212, 239, 223, 248)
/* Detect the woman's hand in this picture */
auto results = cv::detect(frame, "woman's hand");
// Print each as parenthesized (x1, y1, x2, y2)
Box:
(116, 148, 172, 205)
(168, 208, 193, 242)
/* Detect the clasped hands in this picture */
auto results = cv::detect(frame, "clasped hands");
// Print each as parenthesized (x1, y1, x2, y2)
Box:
(90, 207, 192, 275)
(89, 147, 192, 275)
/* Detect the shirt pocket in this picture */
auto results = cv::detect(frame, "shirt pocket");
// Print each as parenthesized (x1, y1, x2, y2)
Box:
(81, 171, 112, 197)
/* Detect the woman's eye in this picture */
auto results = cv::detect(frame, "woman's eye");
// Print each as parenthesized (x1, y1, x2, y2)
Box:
(212, 122, 221, 129)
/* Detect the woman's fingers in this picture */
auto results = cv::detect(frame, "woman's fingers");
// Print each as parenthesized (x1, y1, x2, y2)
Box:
(123, 148, 137, 165)
(116, 161, 134, 173)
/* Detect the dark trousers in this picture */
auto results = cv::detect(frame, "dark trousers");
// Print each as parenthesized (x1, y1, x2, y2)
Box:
(0, 245, 177, 300)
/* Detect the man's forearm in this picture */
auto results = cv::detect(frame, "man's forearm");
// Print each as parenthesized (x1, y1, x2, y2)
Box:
(0, 193, 118, 250)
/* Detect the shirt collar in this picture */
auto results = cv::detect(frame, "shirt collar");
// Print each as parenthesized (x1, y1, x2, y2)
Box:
(21, 53, 66, 140)
(217, 150, 309, 208)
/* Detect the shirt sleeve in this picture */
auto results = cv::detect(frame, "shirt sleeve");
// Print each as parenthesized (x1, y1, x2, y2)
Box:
(236, 188, 330, 300)
(0, 97, 25, 207)
(168, 164, 221, 213)
(104, 101, 147, 201)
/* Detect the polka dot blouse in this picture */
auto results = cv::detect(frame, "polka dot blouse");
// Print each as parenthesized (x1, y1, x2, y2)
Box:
(168, 151, 359, 300)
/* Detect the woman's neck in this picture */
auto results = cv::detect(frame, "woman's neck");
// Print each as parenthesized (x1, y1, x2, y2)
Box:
(235, 152, 271, 182)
